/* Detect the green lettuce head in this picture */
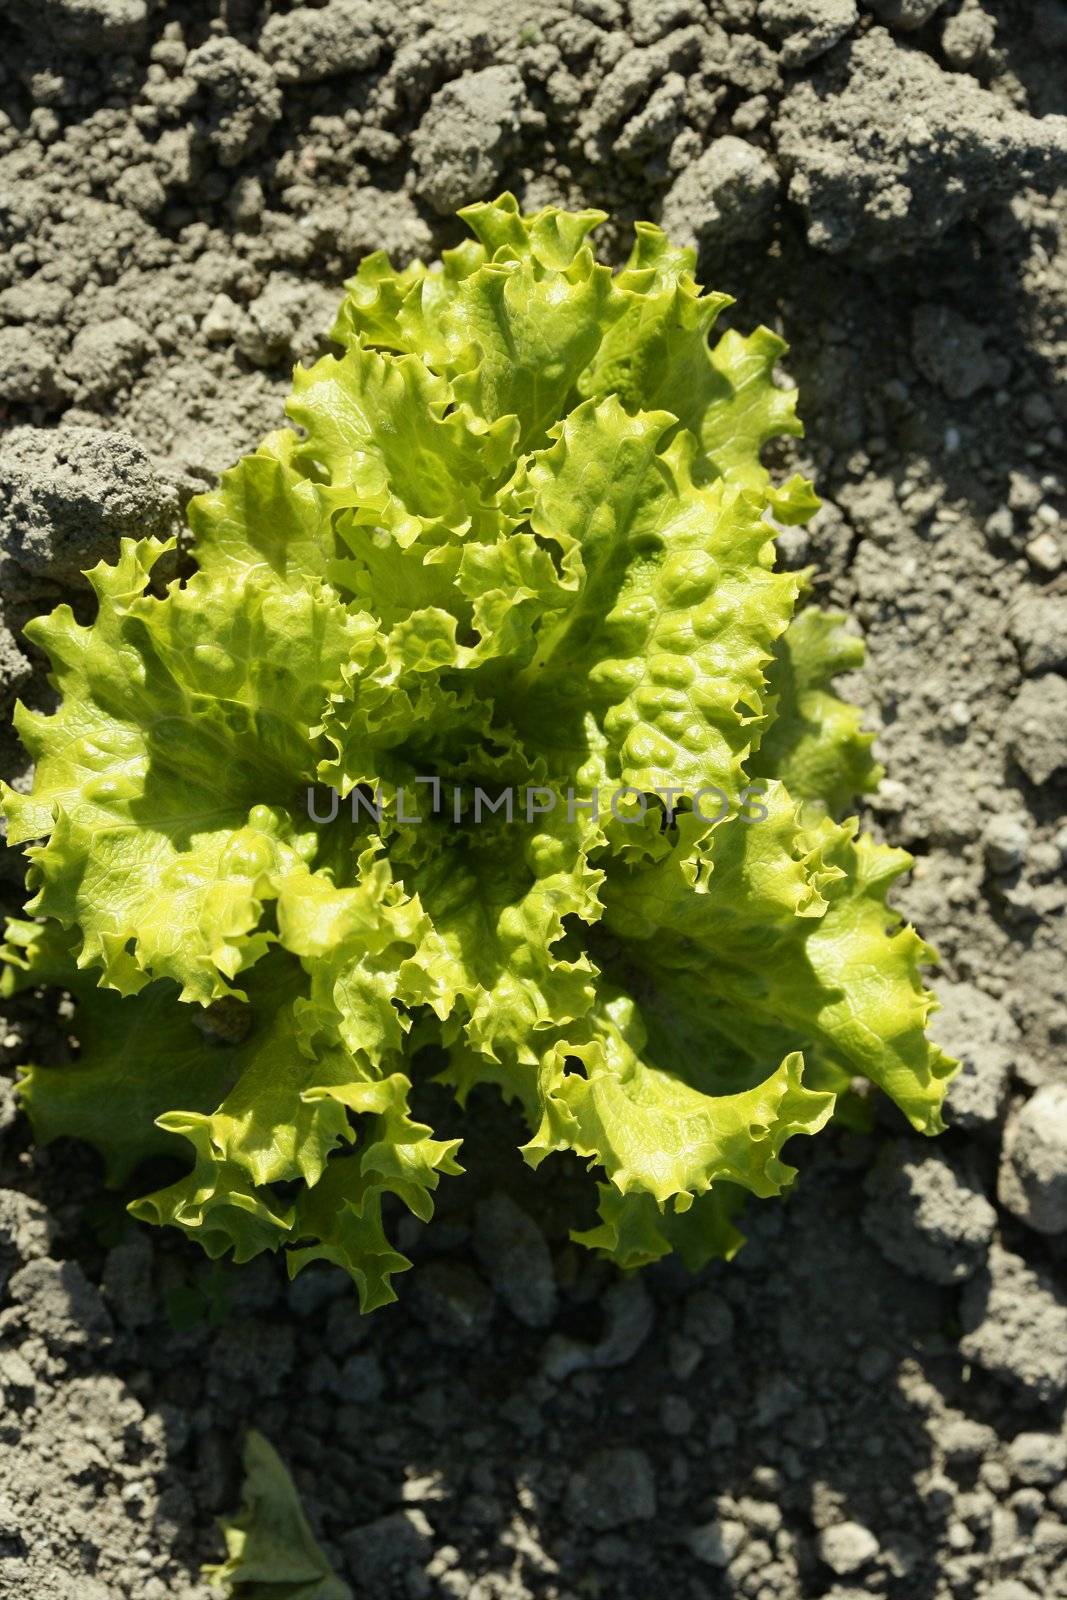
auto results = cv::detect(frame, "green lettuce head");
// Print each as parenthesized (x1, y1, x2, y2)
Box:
(1, 196, 956, 1309)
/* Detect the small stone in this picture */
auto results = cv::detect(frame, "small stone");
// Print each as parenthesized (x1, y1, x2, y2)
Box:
(185, 38, 282, 167)
(0, 1190, 54, 1295)
(756, 0, 858, 68)
(660, 135, 779, 261)
(1010, 594, 1067, 674)
(864, 0, 950, 26)
(1005, 674, 1067, 784)
(111, 164, 167, 217)
(3, 1258, 114, 1354)
(928, 980, 1015, 1132)
(961, 1244, 1067, 1403)
(258, 1, 382, 84)
(235, 275, 335, 367)
(982, 814, 1030, 873)
(1008, 1432, 1067, 1487)
(862, 1140, 996, 1285)
(0, 425, 178, 593)
(408, 1260, 494, 1347)
(102, 1233, 156, 1330)
(818, 1520, 880, 1574)
(998, 1084, 1067, 1235)
(411, 66, 525, 215)
(69, 317, 151, 402)
(984, 506, 1015, 543)
(201, 293, 239, 342)
(473, 1192, 556, 1329)
(0, 326, 67, 407)
(912, 304, 993, 400)
(683, 1286, 735, 1346)
(6, 0, 148, 50)
(342, 1509, 433, 1586)
(942, 0, 996, 69)
(1025, 532, 1063, 574)
(566, 1447, 657, 1530)
(687, 1516, 747, 1566)
(337, 1350, 384, 1403)
(940, 1417, 997, 1464)
(542, 1277, 654, 1378)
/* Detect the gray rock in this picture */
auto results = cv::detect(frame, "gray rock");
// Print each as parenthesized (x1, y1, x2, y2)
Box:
(1009, 594, 1067, 675)
(817, 1520, 880, 1574)
(982, 814, 1030, 874)
(542, 1277, 654, 1378)
(1005, 674, 1067, 785)
(939, 1416, 998, 1464)
(3, 1258, 113, 1354)
(185, 38, 283, 167)
(566, 1447, 657, 1530)
(629, 0, 707, 43)
(960, 1244, 1067, 1403)
(0, 327, 68, 408)
(0, 616, 31, 714)
(0, 1078, 16, 1156)
(337, 1350, 384, 1403)
(776, 28, 1067, 260)
(473, 1191, 556, 1329)
(234, 275, 336, 367)
(942, 0, 996, 70)
(101, 1233, 155, 1330)
(411, 66, 525, 216)
(408, 1260, 494, 1347)
(684, 1285, 736, 1345)
(258, 1, 382, 84)
(660, 136, 779, 260)
(0, 1189, 54, 1296)
(207, 1319, 295, 1398)
(862, 1139, 996, 1284)
(1008, 1431, 1067, 1487)
(862, 0, 949, 25)
(4, 0, 147, 50)
(0, 425, 178, 591)
(757, 0, 858, 68)
(580, 30, 710, 160)
(928, 979, 1016, 1131)
(998, 1084, 1067, 1235)
(69, 316, 151, 402)
(343, 1508, 433, 1586)
(0, 274, 72, 327)
(912, 304, 994, 399)
(111, 163, 167, 219)
(687, 1516, 747, 1565)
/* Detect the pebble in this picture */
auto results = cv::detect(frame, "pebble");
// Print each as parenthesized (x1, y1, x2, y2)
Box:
(3, 1258, 114, 1354)
(660, 134, 779, 259)
(1005, 674, 1067, 785)
(998, 1084, 1067, 1235)
(982, 814, 1030, 873)
(342, 1508, 433, 1586)
(1009, 594, 1067, 674)
(862, 1140, 996, 1285)
(473, 1191, 556, 1329)
(817, 1520, 880, 1575)
(960, 1244, 1067, 1402)
(566, 1447, 657, 1530)
(1008, 1432, 1067, 1487)
(407, 1260, 495, 1348)
(687, 1516, 747, 1566)
(1026, 531, 1062, 574)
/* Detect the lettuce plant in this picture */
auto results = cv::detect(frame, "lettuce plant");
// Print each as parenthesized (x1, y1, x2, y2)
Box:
(1, 196, 956, 1309)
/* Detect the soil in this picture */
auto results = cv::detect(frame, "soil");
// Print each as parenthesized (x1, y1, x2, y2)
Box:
(1, 2, 1066, 1598)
